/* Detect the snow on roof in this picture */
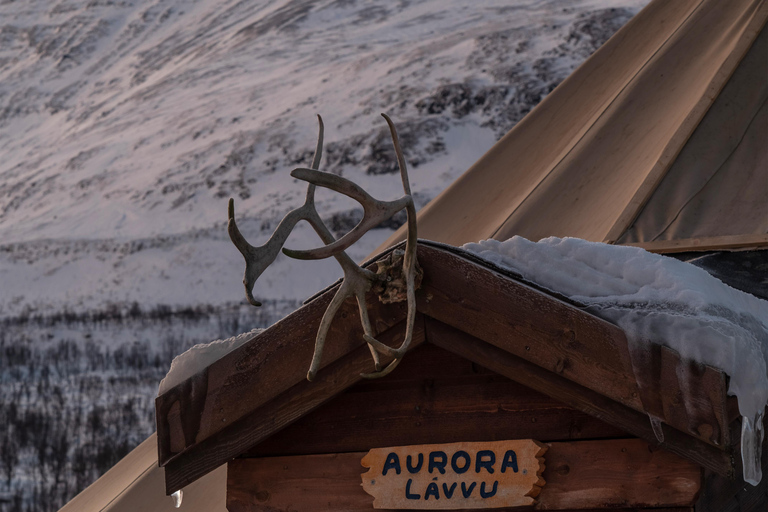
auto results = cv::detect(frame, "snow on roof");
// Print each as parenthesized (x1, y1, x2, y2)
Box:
(158, 329, 263, 395)
(463, 236, 768, 485)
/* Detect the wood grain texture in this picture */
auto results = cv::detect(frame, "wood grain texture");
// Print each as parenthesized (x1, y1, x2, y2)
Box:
(415, 244, 644, 411)
(156, 252, 408, 466)
(247, 344, 626, 457)
(163, 316, 425, 494)
(360, 440, 547, 509)
(227, 439, 701, 511)
(658, 346, 730, 448)
(157, 242, 734, 493)
(426, 318, 735, 478)
(695, 415, 768, 512)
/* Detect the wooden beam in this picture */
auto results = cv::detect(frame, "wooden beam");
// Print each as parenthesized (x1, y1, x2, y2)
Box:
(162, 316, 426, 494)
(426, 318, 735, 478)
(227, 439, 701, 511)
(695, 415, 768, 512)
(156, 258, 409, 466)
(247, 344, 625, 457)
(621, 234, 768, 254)
(416, 245, 643, 411)
(416, 244, 731, 450)
(659, 346, 730, 448)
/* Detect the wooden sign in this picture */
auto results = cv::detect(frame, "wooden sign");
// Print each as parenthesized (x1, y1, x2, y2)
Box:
(361, 440, 546, 509)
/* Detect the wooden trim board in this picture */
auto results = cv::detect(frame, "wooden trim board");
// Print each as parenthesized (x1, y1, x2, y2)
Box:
(226, 439, 701, 511)
(426, 319, 734, 478)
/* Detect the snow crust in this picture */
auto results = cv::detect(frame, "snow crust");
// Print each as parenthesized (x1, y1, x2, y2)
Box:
(0, 0, 649, 319)
(158, 328, 262, 395)
(464, 236, 768, 484)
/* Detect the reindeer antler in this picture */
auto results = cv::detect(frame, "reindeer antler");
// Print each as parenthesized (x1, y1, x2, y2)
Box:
(228, 114, 419, 381)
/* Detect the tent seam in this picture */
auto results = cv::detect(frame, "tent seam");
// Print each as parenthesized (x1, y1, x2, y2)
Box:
(650, 94, 768, 242)
(98, 461, 156, 512)
(489, 0, 706, 241)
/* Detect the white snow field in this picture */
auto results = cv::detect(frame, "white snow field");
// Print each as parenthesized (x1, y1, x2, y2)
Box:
(0, 0, 649, 318)
(465, 237, 768, 485)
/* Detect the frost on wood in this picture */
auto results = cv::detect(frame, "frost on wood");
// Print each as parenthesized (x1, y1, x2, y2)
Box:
(158, 329, 262, 395)
(464, 236, 768, 485)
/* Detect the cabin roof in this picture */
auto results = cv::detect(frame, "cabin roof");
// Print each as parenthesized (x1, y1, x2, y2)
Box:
(155, 241, 739, 494)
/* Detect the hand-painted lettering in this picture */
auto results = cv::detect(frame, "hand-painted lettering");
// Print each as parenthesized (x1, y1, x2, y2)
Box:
(406, 453, 423, 474)
(442, 482, 457, 499)
(361, 439, 547, 509)
(475, 450, 495, 473)
(424, 482, 439, 500)
(460, 481, 476, 498)
(383, 453, 401, 476)
(501, 450, 518, 473)
(428, 451, 447, 474)
(405, 479, 420, 500)
(480, 481, 498, 498)
(451, 450, 471, 474)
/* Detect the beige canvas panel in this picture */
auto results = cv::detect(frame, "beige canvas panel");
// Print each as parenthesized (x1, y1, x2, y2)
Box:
(618, 24, 768, 245)
(495, 0, 767, 244)
(374, 0, 767, 256)
(374, 0, 705, 252)
(58, 434, 226, 512)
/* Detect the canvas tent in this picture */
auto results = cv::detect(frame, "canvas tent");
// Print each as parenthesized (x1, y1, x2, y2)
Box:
(60, 0, 767, 510)
(376, 0, 767, 254)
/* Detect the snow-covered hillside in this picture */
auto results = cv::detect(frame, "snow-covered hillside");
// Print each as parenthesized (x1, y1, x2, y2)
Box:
(1, 2, 652, 509)
(0, 0, 649, 317)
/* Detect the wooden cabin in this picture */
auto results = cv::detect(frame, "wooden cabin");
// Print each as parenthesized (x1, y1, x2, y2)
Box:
(155, 241, 766, 512)
(62, 0, 767, 510)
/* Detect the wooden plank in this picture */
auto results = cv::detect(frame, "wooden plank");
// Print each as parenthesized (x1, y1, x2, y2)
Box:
(226, 439, 701, 511)
(695, 415, 768, 512)
(537, 439, 700, 510)
(360, 440, 547, 509)
(416, 244, 644, 411)
(622, 234, 768, 254)
(659, 346, 730, 448)
(162, 316, 426, 494)
(416, 245, 731, 450)
(247, 344, 626, 457)
(426, 318, 735, 478)
(156, 255, 409, 466)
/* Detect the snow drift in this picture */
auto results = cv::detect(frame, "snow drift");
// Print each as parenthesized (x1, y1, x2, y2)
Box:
(464, 236, 768, 485)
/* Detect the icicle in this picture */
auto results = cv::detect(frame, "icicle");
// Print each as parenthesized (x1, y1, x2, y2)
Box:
(741, 411, 764, 486)
(649, 414, 665, 443)
(171, 490, 183, 508)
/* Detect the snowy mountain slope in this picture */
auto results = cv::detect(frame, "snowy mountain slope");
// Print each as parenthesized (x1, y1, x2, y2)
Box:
(0, 0, 649, 318)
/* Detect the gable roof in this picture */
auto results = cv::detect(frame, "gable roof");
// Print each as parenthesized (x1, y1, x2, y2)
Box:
(155, 241, 737, 494)
(376, 0, 768, 254)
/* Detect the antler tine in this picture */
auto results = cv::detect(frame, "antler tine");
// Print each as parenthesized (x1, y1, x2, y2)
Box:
(228, 198, 256, 258)
(228, 115, 327, 308)
(304, 114, 324, 204)
(361, 357, 402, 379)
(227, 198, 262, 306)
(307, 280, 351, 381)
(357, 114, 420, 378)
(381, 113, 411, 196)
(283, 168, 410, 260)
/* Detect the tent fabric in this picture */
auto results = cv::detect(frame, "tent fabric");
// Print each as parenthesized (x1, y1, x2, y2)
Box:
(59, 434, 227, 512)
(618, 23, 768, 245)
(375, 0, 768, 255)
